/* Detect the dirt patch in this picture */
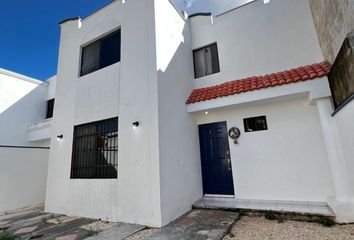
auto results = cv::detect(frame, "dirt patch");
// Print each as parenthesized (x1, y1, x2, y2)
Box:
(223, 216, 354, 240)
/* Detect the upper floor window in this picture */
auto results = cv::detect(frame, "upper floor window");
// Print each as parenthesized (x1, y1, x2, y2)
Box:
(193, 43, 220, 78)
(80, 29, 121, 76)
(46, 98, 55, 119)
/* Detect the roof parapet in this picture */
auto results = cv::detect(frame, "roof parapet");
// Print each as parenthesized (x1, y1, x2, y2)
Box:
(0, 68, 44, 85)
(188, 12, 212, 18)
(59, 17, 80, 25)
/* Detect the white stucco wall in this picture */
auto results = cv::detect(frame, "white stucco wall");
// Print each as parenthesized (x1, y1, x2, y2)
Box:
(45, 0, 162, 227)
(0, 70, 49, 146)
(154, 0, 203, 226)
(0, 69, 43, 114)
(193, 96, 334, 202)
(334, 101, 354, 191)
(189, 0, 324, 88)
(0, 147, 49, 212)
(0, 70, 50, 213)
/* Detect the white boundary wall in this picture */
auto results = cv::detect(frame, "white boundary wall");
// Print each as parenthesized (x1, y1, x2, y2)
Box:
(0, 70, 50, 212)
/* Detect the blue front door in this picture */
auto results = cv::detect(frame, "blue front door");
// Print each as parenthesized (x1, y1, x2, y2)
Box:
(199, 122, 234, 195)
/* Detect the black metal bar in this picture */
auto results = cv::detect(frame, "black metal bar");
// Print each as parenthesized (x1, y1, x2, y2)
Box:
(0, 145, 50, 149)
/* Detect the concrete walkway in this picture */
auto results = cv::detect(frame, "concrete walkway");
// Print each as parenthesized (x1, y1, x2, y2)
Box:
(0, 208, 239, 240)
(143, 210, 239, 240)
(85, 223, 145, 240)
(0, 208, 144, 240)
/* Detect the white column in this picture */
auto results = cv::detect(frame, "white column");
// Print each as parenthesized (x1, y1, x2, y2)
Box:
(316, 98, 353, 202)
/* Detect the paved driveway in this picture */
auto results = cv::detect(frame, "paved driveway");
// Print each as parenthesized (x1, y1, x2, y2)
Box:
(0, 208, 239, 240)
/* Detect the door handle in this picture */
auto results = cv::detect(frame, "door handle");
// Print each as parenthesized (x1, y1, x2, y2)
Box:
(227, 158, 231, 171)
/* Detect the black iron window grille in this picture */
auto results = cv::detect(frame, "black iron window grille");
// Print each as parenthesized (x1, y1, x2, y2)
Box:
(71, 117, 118, 179)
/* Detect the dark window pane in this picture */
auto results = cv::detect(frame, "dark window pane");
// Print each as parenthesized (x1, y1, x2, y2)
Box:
(244, 116, 268, 132)
(193, 43, 220, 78)
(80, 30, 121, 76)
(71, 117, 118, 179)
(101, 31, 121, 68)
(46, 98, 55, 119)
(210, 44, 220, 74)
(81, 41, 100, 76)
(193, 49, 206, 78)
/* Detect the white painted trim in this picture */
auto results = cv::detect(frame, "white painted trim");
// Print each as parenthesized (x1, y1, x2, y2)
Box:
(0, 68, 44, 85)
(187, 77, 331, 112)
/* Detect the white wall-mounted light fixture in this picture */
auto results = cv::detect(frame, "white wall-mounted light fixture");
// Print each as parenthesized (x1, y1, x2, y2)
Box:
(204, 111, 209, 115)
(57, 134, 63, 141)
(132, 121, 140, 130)
(264, 0, 270, 4)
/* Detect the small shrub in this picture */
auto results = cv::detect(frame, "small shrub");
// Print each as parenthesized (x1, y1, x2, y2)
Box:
(264, 211, 276, 220)
(0, 232, 17, 240)
(87, 230, 99, 236)
(317, 217, 335, 227)
(277, 214, 285, 223)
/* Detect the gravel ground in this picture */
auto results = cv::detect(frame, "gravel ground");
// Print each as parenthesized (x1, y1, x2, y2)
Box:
(223, 216, 354, 240)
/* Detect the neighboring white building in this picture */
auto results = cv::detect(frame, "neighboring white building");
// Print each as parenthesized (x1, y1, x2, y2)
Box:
(0, 69, 56, 213)
(2, 0, 353, 228)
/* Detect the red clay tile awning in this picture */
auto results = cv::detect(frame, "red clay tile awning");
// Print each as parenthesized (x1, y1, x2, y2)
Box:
(186, 62, 331, 104)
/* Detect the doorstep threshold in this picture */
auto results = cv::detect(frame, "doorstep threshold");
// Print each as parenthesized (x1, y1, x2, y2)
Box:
(193, 197, 335, 217)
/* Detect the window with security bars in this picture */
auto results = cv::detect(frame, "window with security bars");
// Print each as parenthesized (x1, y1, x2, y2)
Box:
(71, 117, 118, 179)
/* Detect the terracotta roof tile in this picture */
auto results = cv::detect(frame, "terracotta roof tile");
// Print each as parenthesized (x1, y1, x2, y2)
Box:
(186, 62, 331, 104)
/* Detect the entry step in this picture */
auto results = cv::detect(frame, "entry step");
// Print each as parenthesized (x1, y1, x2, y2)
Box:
(194, 197, 335, 217)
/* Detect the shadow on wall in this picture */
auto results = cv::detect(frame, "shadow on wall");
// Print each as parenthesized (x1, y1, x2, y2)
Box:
(0, 83, 49, 147)
(156, 18, 203, 225)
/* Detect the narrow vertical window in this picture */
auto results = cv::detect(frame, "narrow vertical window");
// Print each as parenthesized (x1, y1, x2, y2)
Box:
(46, 98, 55, 119)
(193, 43, 220, 78)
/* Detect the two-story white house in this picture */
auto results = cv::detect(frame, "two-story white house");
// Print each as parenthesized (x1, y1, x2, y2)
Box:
(44, 0, 354, 228)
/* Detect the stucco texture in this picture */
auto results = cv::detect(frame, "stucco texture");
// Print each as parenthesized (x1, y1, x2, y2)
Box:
(309, 0, 354, 63)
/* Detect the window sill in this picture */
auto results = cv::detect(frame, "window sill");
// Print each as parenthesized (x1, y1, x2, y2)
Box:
(28, 118, 53, 131)
(332, 93, 354, 116)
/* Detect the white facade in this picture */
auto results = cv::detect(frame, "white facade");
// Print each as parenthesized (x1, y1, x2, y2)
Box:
(46, 0, 161, 226)
(41, 0, 354, 227)
(189, 0, 323, 89)
(0, 69, 55, 212)
(193, 96, 334, 202)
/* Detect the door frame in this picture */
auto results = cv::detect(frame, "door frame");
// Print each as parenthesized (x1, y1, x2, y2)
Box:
(198, 121, 235, 197)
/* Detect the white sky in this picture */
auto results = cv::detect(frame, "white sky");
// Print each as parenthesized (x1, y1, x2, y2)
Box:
(171, 0, 257, 15)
